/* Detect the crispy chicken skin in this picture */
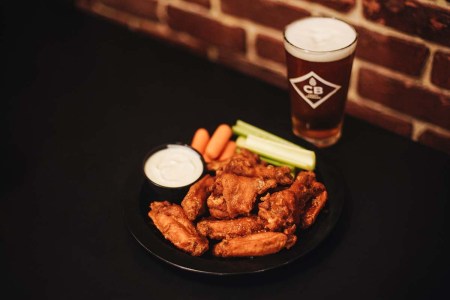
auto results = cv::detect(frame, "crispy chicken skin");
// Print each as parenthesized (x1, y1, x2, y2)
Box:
(181, 174, 215, 221)
(212, 232, 290, 257)
(207, 149, 293, 219)
(258, 171, 327, 235)
(148, 201, 208, 256)
(207, 148, 259, 172)
(207, 173, 277, 219)
(301, 182, 327, 229)
(196, 216, 264, 240)
(258, 189, 299, 234)
(208, 149, 293, 186)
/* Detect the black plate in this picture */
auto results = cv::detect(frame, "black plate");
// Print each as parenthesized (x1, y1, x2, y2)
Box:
(123, 155, 345, 275)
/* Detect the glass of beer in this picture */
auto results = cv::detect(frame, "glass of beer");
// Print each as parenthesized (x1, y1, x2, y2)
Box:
(284, 17, 357, 147)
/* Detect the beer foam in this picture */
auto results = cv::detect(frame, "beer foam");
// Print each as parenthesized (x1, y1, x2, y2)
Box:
(284, 17, 357, 62)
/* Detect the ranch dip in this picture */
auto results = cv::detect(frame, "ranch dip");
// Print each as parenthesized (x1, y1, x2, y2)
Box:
(144, 144, 204, 188)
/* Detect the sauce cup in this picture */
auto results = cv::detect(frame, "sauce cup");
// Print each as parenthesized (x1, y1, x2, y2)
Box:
(143, 143, 206, 203)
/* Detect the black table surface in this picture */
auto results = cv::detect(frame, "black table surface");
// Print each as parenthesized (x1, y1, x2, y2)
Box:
(2, 3, 450, 299)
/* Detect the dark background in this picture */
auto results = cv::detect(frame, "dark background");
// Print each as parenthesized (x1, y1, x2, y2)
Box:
(2, 2, 450, 299)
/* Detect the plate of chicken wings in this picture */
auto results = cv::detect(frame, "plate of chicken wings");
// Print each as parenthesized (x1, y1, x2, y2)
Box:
(124, 149, 345, 275)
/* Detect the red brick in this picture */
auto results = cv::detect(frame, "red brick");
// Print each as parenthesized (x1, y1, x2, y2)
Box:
(355, 26, 429, 77)
(136, 25, 210, 58)
(221, 0, 310, 30)
(303, 0, 356, 12)
(431, 51, 450, 90)
(358, 68, 450, 130)
(362, 0, 450, 47)
(418, 129, 450, 155)
(217, 51, 288, 89)
(182, 0, 210, 8)
(167, 6, 246, 52)
(255, 34, 285, 64)
(99, 0, 158, 20)
(346, 100, 413, 137)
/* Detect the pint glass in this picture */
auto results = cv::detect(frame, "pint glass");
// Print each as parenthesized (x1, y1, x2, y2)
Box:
(284, 17, 357, 147)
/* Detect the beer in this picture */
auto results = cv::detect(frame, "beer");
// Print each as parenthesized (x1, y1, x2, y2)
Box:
(284, 17, 357, 147)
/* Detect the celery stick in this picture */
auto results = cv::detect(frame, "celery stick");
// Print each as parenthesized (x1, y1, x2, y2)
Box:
(260, 156, 296, 171)
(236, 135, 316, 170)
(231, 125, 251, 139)
(233, 120, 304, 150)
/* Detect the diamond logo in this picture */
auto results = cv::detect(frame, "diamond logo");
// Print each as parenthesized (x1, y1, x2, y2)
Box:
(289, 71, 341, 109)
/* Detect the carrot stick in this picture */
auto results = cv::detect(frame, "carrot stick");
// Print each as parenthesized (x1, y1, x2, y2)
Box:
(205, 124, 233, 160)
(203, 153, 212, 163)
(218, 140, 236, 161)
(191, 128, 210, 155)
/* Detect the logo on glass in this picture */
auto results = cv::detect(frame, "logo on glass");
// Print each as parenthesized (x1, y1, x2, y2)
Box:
(289, 71, 341, 109)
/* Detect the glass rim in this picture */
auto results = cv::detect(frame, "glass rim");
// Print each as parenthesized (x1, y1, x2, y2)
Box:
(283, 16, 358, 55)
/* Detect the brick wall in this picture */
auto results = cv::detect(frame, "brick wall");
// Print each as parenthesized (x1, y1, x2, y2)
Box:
(76, 0, 450, 154)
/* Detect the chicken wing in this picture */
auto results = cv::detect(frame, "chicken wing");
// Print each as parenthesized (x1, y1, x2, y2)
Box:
(148, 201, 208, 256)
(207, 173, 277, 219)
(212, 232, 291, 257)
(301, 182, 327, 229)
(207, 148, 259, 173)
(209, 149, 293, 186)
(258, 171, 327, 236)
(196, 216, 264, 240)
(258, 189, 299, 234)
(181, 174, 214, 221)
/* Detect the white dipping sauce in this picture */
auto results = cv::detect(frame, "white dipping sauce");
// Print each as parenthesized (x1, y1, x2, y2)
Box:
(144, 144, 204, 188)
